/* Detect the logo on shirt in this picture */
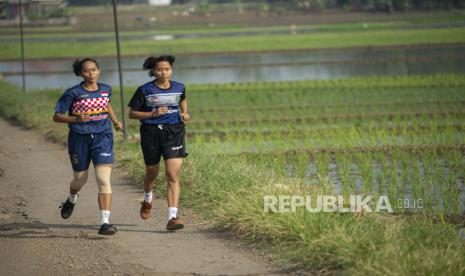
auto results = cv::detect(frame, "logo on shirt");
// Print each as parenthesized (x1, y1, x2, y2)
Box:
(101, 92, 109, 97)
(146, 95, 159, 107)
(145, 93, 181, 107)
(78, 94, 89, 99)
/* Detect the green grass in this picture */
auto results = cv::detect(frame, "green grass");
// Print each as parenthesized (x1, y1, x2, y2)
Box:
(1, 7, 463, 36)
(0, 75, 464, 274)
(2, 27, 465, 59)
(0, 22, 415, 39)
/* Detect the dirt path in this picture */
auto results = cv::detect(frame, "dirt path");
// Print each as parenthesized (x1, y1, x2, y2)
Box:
(0, 118, 279, 275)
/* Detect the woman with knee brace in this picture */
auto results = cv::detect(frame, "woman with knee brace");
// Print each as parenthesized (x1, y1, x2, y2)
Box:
(53, 58, 123, 235)
(128, 55, 189, 231)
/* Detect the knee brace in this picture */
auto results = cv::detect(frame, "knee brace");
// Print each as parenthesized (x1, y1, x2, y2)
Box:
(95, 166, 112, 194)
(70, 170, 88, 191)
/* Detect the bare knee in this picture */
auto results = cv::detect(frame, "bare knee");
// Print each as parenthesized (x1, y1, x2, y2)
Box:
(165, 171, 179, 184)
(95, 166, 112, 194)
(145, 165, 159, 182)
(70, 170, 88, 192)
(145, 172, 157, 182)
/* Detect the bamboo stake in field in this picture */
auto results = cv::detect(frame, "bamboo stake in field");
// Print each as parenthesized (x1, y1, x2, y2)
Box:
(18, 0, 26, 92)
(112, 0, 127, 140)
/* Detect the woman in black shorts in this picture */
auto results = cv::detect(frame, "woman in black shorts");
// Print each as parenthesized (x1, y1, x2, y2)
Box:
(128, 55, 190, 231)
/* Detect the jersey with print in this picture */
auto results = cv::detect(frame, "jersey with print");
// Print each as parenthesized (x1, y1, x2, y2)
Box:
(128, 80, 186, 125)
(55, 82, 112, 134)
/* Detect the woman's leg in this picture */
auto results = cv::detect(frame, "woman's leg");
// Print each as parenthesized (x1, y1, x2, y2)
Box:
(95, 164, 118, 235)
(165, 158, 183, 209)
(95, 165, 112, 211)
(70, 170, 88, 195)
(165, 158, 184, 230)
(94, 164, 117, 234)
(165, 158, 184, 222)
(140, 164, 160, 220)
(144, 164, 160, 194)
(60, 169, 88, 219)
(64, 130, 91, 208)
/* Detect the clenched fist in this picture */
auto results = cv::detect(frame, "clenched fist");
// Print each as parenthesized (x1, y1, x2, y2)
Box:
(153, 106, 168, 117)
(181, 113, 190, 122)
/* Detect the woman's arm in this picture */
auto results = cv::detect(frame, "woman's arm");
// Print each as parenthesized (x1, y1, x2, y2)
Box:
(128, 107, 168, 120)
(52, 112, 88, 123)
(180, 99, 190, 121)
(54, 90, 86, 123)
(107, 103, 123, 131)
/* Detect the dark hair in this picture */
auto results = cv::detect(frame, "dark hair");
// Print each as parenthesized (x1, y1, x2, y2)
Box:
(143, 55, 175, 77)
(72, 58, 99, 76)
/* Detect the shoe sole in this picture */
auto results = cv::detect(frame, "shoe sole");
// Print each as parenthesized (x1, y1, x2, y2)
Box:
(166, 223, 184, 231)
(140, 213, 152, 220)
(98, 229, 117, 235)
(60, 209, 74, 219)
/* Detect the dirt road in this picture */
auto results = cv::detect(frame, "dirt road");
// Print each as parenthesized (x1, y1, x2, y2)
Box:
(0, 118, 279, 275)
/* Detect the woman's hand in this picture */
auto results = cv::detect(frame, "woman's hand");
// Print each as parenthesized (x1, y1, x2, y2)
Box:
(153, 106, 168, 117)
(113, 121, 123, 131)
(181, 112, 190, 122)
(77, 113, 91, 123)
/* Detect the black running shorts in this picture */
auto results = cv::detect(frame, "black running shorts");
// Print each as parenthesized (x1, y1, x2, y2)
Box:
(140, 122, 188, 166)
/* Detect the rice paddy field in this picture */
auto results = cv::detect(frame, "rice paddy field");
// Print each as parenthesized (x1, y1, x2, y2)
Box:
(1, 73, 464, 274)
(159, 74, 465, 218)
(2, 27, 465, 59)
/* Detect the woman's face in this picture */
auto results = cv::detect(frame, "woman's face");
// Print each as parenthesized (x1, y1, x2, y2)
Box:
(152, 61, 172, 82)
(80, 61, 100, 83)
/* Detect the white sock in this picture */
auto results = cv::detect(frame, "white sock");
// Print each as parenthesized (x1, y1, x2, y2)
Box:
(100, 210, 110, 225)
(144, 191, 153, 203)
(168, 207, 177, 220)
(69, 193, 79, 204)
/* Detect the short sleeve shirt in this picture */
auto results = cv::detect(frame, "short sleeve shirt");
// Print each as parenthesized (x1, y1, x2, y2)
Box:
(128, 80, 186, 125)
(55, 82, 112, 134)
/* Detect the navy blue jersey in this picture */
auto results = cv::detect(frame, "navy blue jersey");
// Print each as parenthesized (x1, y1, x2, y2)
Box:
(128, 80, 186, 125)
(55, 82, 112, 134)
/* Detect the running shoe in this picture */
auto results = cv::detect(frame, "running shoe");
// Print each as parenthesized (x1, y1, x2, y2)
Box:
(166, 217, 184, 231)
(59, 198, 76, 219)
(98, 223, 117, 235)
(140, 201, 152, 220)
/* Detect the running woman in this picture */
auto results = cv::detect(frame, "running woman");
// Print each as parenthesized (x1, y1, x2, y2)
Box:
(128, 55, 190, 231)
(53, 58, 122, 235)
